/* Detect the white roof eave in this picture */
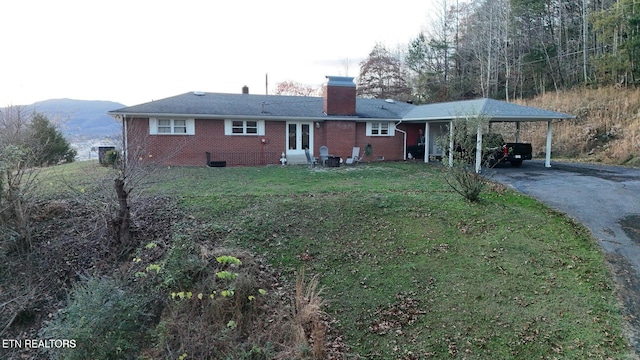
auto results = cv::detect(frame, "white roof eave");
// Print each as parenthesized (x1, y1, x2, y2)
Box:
(107, 112, 402, 122)
(400, 115, 575, 122)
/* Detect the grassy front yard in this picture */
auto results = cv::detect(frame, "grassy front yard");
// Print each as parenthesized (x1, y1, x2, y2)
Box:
(148, 162, 630, 358)
(17, 161, 631, 358)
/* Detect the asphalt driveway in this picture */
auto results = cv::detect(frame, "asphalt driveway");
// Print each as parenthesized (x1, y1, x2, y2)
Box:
(491, 160, 640, 353)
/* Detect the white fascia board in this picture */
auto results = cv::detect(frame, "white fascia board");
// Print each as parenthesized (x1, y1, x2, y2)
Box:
(401, 115, 574, 122)
(108, 112, 404, 123)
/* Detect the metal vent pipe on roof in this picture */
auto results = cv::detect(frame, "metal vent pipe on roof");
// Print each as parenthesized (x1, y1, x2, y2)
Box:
(242, 85, 249, 94)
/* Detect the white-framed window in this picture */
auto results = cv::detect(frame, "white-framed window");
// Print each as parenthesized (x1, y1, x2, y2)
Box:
(149, 118, 195, 135)
(366, 122, 395, 136)
(224, 119, 265, 135)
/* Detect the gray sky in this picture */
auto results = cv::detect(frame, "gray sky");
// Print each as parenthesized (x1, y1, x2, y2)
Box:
(2, 0, 439, 106)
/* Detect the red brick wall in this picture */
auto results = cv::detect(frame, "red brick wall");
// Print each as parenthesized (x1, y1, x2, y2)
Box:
(323, 85, 356, 115)
(355, 123, 405, 161)
(126, 118, 287, 166)
(322, 121, 356, 159)
(316, 121, 406, 161)
(126, 117, 407, 166)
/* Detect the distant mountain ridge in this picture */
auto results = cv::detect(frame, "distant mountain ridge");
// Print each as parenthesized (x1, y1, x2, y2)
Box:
(24, 98, 126, 138)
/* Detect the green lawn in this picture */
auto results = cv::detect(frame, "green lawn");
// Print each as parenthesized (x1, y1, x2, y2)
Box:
(142, 162, 631, 358)
(40, 161, 632, 358)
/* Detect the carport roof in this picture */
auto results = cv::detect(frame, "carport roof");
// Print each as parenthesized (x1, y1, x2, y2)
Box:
(403, 98, 575, 122)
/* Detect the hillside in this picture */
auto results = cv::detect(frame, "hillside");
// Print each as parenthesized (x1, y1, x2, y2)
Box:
(513, 87, 640, 167)
(25, 98, 125, 138)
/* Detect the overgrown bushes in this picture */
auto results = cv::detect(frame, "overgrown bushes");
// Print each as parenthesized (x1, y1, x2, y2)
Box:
(42, 276, 158, 360)
(40, 230, 330, 359)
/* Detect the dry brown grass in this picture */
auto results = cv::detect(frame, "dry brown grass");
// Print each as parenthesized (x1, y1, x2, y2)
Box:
(293, 268, 327, 360)
(510, 86, 640, 166)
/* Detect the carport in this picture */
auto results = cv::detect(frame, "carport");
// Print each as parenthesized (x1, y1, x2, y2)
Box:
(402, 98, 575, 172)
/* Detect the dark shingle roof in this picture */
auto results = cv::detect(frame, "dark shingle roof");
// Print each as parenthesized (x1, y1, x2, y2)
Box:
(109, 92, 415, 120)
(109, 93, 574, 122)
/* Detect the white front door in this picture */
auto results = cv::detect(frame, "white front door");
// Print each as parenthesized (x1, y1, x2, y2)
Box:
(286, 122, 313, 157)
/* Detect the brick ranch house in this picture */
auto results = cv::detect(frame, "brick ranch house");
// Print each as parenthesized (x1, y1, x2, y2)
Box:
(108, 76, 574, 168)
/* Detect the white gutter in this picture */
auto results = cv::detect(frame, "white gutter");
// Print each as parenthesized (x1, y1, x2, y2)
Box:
(107, 112, 401, 123)
(395, 120, 407, 161)
(122, 115, 128, 167)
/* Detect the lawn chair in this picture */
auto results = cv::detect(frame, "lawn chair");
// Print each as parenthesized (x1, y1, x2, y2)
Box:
(345, 147, 362, 165)
(319, 146, 329, 166)
(305, 148, 318, 168)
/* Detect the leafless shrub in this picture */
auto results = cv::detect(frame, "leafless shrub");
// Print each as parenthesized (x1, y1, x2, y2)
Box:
(438, 115, 492, 202)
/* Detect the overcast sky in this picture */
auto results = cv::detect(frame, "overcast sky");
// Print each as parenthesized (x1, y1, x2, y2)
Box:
(1, 0, 439, 106)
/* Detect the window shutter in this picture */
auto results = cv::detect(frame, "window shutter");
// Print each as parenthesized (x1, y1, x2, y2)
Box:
(224, 120, 232, 135)
(388, 122, 396, 136)
(257, 120, 265, 135)
(186, 119, 195, 135)
(149, 118, 158, 135)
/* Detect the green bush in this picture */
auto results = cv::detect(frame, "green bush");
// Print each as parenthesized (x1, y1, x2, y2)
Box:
(102, 149, 119, 167)
(41, 276, 156, 360)
(160, 234, 208, 290)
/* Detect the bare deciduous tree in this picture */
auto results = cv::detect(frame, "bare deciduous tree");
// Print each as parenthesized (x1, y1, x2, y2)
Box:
(358, 43, 411, 101)
(274, 81, 319, 96)
(57, 117, 185, 259)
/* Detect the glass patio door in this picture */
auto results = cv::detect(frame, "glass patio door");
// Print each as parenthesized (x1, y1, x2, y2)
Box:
(287, 122, 312, 156)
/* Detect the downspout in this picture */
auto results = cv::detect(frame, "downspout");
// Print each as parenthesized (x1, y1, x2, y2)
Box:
(121, 115, 128, 167)
(395, 120, 407, 160)
(449, 120, 454, 167)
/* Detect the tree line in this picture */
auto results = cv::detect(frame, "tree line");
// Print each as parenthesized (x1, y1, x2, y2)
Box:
(356, 0, 640, 103)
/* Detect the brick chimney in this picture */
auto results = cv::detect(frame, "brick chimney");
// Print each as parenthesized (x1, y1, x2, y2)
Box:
(323, 76, 356, 115)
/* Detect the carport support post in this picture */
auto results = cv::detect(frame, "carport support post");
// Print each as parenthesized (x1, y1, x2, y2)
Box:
(545, 120, 553, 168)
(475, 123, 483, 173)
(424, 122, 430, 163)
(449, 120, 454, 167)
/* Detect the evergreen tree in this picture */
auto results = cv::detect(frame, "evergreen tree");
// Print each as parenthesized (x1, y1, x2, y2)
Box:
(29, 113, 76, 165)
